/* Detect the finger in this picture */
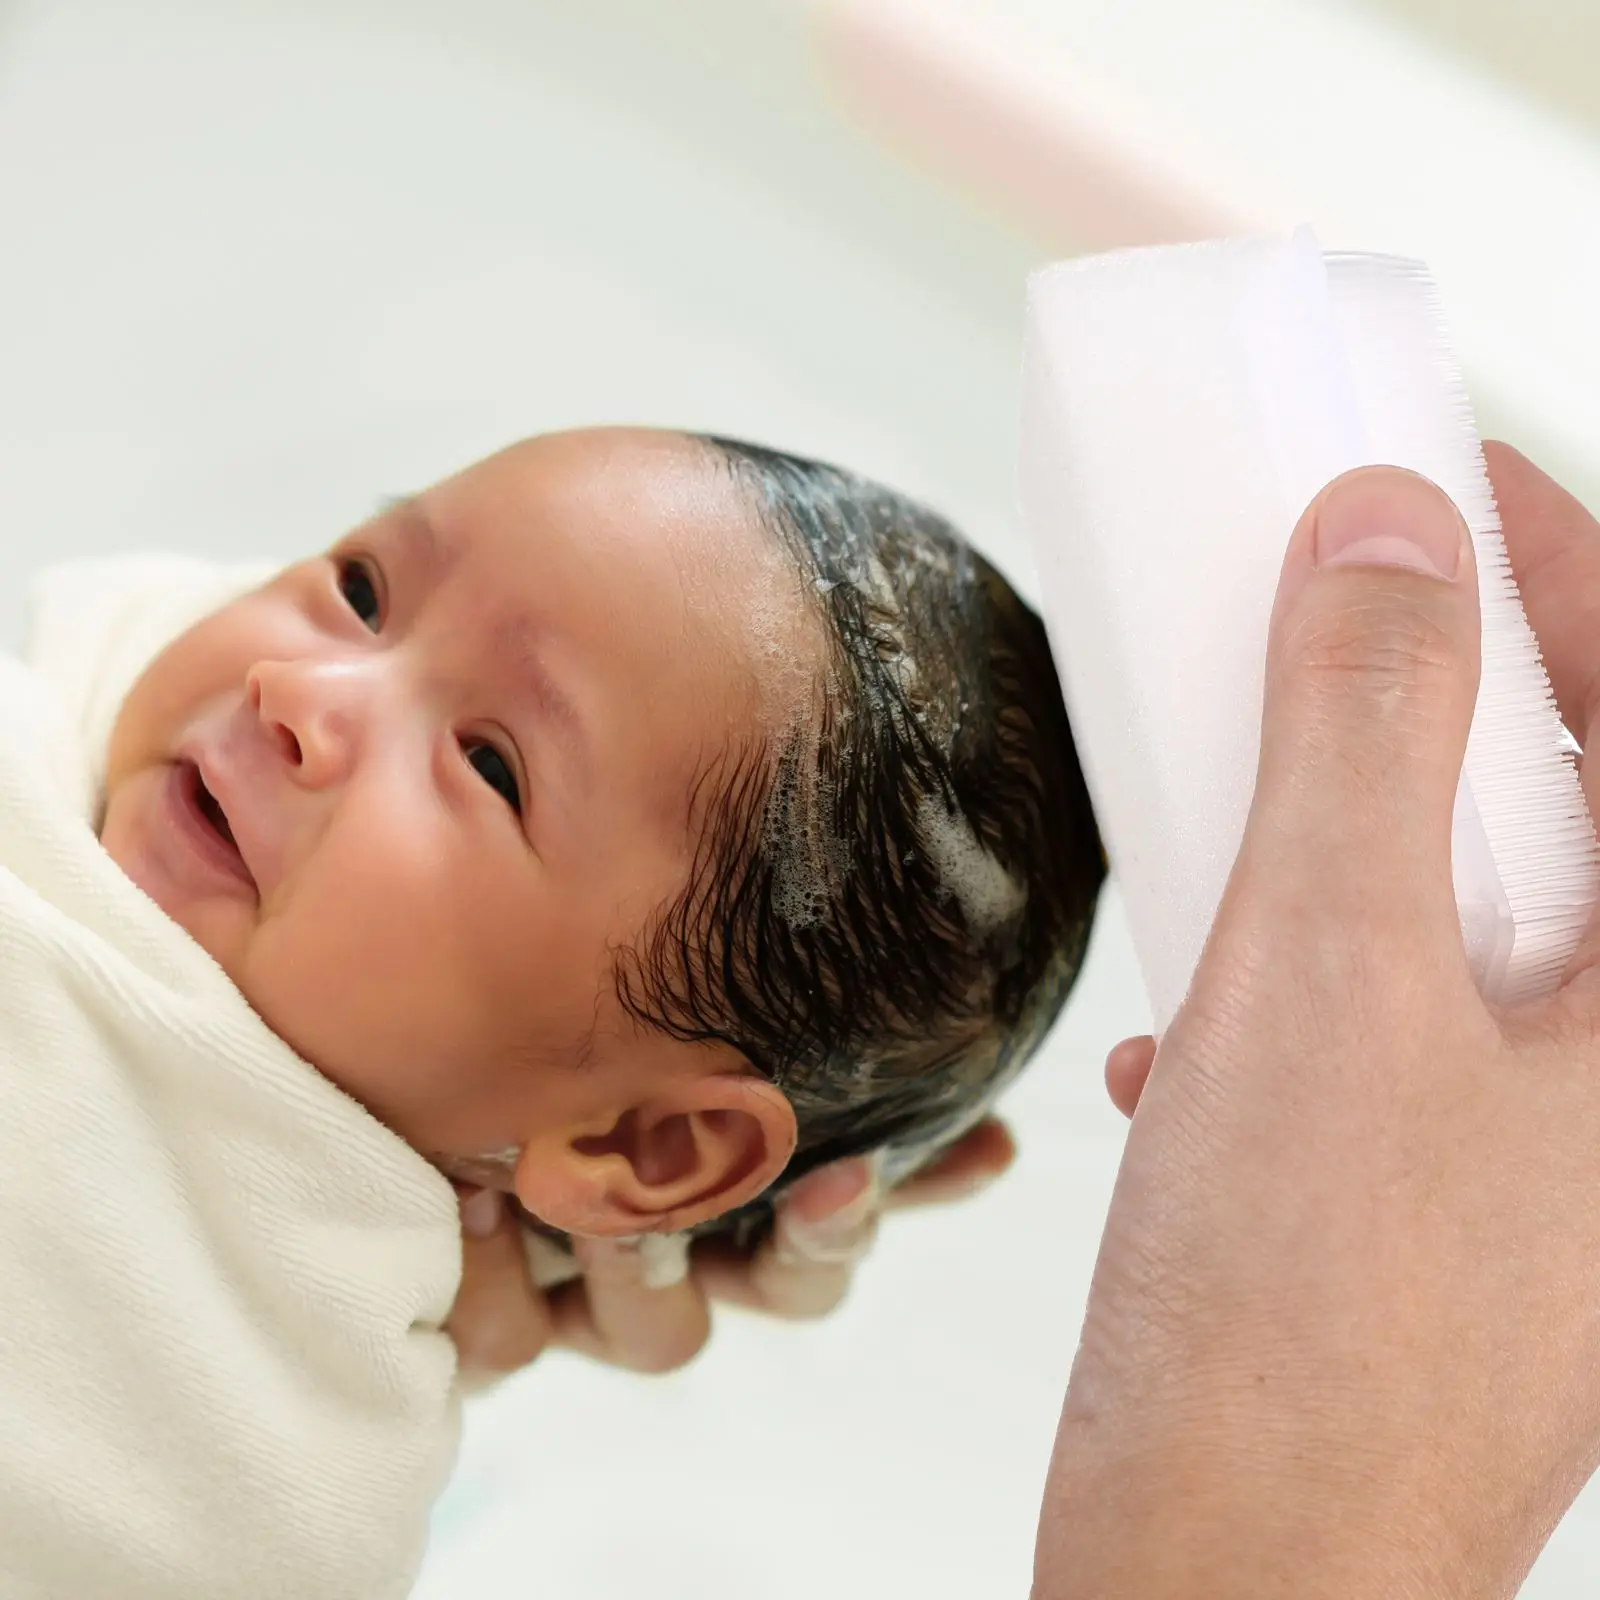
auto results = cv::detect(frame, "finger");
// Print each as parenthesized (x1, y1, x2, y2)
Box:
(1105, 1035, 1156, 1119)
(1484, 441, 1600, 746)
(446, 1189, 555, 1376)
(886, 1117, 1016, 1209)
(692, 1241, 857, 1320)
(696, 1155, 879, 1320)
(1241, 466, 1480, 948)
(548, 1236, 711, 1375)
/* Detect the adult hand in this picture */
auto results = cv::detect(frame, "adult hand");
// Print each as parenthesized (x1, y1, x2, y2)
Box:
(1036, 449, 1600, 1600)
(447, 1117, 1014, 1377)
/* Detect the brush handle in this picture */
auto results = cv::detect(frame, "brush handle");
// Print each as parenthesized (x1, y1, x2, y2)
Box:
(1021, 231, 1597, 1032)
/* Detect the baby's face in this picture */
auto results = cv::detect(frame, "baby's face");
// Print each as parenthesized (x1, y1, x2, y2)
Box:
(101, 429, 818, 1161)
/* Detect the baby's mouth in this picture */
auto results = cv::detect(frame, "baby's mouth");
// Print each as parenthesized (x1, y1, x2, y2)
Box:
(177, 757, 254, 887)
(193, 771, 236, 849)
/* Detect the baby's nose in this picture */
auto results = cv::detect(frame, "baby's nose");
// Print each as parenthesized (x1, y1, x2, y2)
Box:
(246, 659, 367, 788)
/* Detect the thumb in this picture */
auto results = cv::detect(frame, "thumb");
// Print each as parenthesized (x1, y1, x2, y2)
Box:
(1238, 466, 1480, 948)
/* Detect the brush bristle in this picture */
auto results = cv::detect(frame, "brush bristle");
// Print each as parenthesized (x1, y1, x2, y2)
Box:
(1326, 250, 1599, 1002)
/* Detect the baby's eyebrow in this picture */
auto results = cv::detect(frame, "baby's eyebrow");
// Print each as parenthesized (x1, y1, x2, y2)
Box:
(376, 495, 457, 578)
(493, 616, 592, 793)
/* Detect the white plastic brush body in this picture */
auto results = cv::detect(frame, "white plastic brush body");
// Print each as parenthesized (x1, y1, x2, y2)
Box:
(1020, 229, 1598, 1035)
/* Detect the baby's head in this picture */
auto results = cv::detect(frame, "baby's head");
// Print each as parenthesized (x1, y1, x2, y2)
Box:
(101, 428, 1103, 1239)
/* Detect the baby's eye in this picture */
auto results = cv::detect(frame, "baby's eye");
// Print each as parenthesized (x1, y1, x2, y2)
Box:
(463, 739, 522, 816)
(337, 559, 382, 632)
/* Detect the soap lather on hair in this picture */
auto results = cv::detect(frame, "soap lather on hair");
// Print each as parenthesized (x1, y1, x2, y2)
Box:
(516, 439, 1105, 1263)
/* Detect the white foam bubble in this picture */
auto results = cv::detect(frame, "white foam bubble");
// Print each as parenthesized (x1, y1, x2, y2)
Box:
(766, 750, 848, 930)
(916, 797, 1026, 937)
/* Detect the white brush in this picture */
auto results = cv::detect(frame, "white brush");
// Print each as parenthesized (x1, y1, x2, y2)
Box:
(1019, 228, 1599, 1035)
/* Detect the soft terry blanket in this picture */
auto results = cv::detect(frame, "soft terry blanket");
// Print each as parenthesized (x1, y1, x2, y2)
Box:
(0, 555, 462, 1599)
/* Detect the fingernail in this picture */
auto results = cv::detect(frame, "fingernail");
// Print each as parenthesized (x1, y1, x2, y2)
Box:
(786, 1155, 879, 1230)
(459, 1188, 504, 1239)
(1313, 467, 1463, 580)
(778, 1155, 883, 1265)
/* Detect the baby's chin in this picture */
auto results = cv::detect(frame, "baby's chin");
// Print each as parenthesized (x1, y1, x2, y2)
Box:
(129, 872, 256, 987)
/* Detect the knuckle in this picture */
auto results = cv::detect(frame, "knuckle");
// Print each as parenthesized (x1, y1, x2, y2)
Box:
(629, 1342, 697, 1376)
(775, 1212, 880, 1271)
(783, 1289, 849, 1322)
(455, 1320, 546, 1375)
(761, 1260, 853, 1320)
(1263, 598, 1472, 815)
(626, 1316, 710, 1376)
(1283, 597, 1461, 717)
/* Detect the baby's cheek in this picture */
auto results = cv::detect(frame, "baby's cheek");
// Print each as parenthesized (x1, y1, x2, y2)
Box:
(239, 834, 481, 1113)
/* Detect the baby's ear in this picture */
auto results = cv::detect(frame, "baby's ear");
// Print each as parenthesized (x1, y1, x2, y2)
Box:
(512, 1074, 797, 1237)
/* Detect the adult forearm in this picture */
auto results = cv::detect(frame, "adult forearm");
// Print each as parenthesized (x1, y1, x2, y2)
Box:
(1032, 1416, 1529, 1600)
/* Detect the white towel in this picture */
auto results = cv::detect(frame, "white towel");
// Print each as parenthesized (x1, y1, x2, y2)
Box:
(1, 554, 463, 1599)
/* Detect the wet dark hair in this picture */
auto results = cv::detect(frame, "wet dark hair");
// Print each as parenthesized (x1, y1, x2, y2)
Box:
(610, 437, 1106, 1247)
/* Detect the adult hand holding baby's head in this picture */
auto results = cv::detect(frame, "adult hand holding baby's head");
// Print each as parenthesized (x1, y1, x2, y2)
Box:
(1037, 448, 1600, 1599)
(446, 1116, 1015, 1378)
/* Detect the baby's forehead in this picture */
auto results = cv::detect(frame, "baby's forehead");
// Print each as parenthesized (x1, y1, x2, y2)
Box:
(431, 429, 825, 713)
(431, 431, 767, 585)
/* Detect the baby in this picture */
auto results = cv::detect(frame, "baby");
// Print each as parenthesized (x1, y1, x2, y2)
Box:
(104, 427, 1103, 1242)
(0, 427, 1102, 1598)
